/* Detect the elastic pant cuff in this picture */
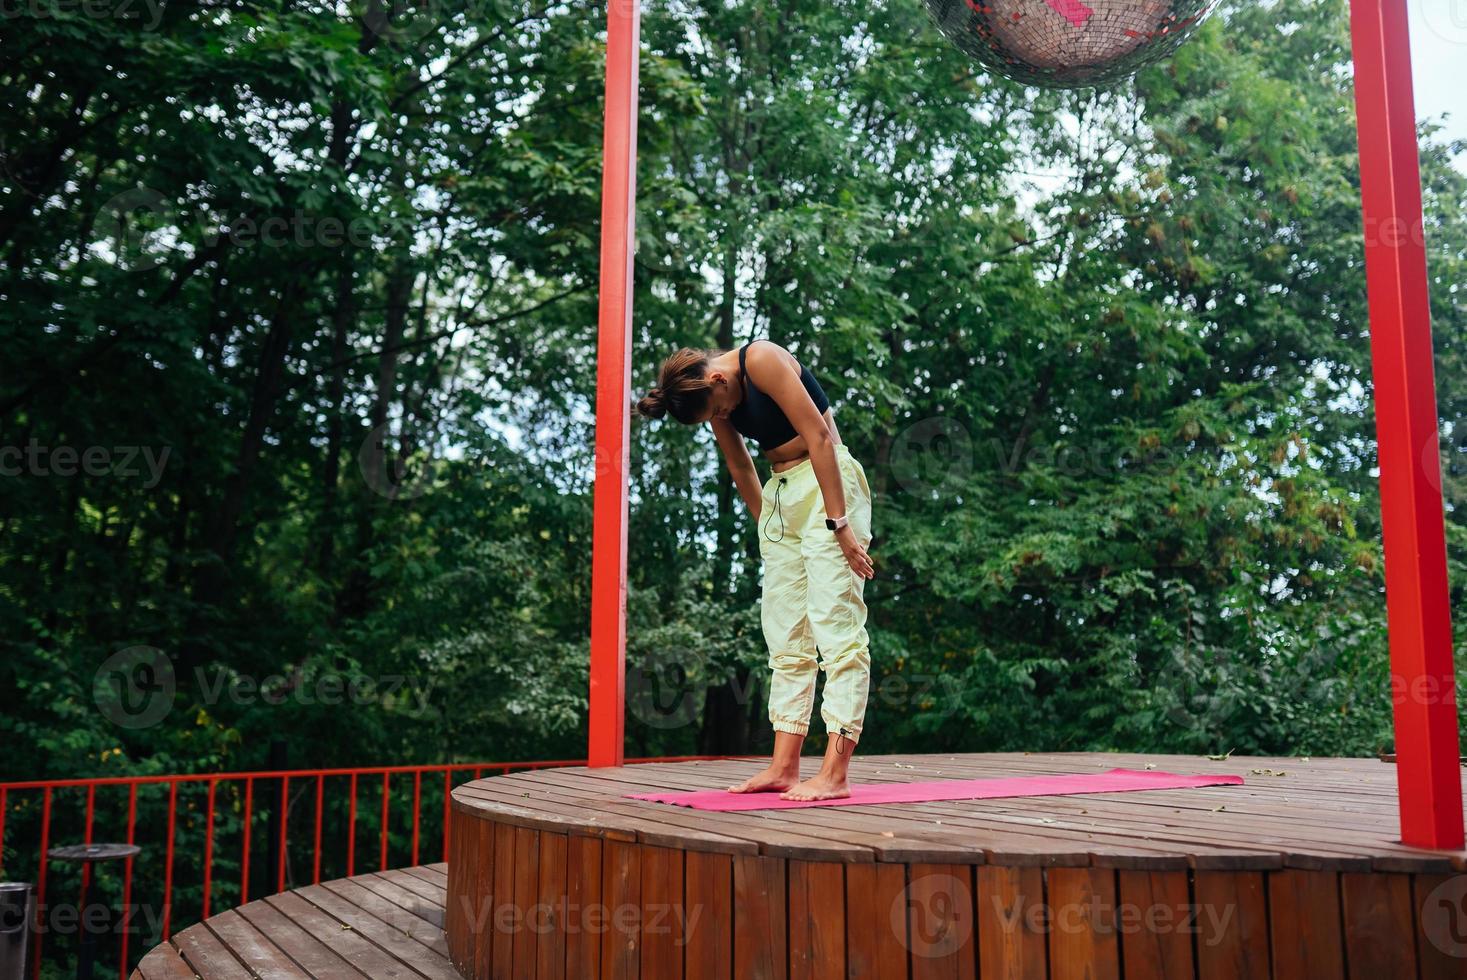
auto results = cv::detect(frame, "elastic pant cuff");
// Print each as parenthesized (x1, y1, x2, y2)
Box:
(771, 719, 810, 737)
(828, 724, 861, 745)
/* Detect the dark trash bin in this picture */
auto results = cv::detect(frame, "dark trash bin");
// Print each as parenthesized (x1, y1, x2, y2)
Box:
(0, 882, 36, 980)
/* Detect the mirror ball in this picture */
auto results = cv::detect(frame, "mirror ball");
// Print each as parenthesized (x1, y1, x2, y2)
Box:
(922, 0, 1216, 88)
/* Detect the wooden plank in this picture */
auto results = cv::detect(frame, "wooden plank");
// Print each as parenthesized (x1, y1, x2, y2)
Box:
(1267, 869, 1345, 979)
(203, 908, 311, 979)
(1046, 867, 1119, 980)
(235, 896, 371, 978)
(351, 872, 446, 929)
(1193, 871, 1268, 980)
(906, 864, 976, 980)
(493, 822, 517, 980)
(734, 853, 788, 980)
(975, 865, 1046, 980)
(566, 834, 604, 980)
(512, 825, 541, 980)
(1340, 872, 1417, 975)
(684, 849, 733, 980)
(1412, 872, 1467, 978)
(536, 831, 569, 980)
(955, 798, 1426, 873)
(845, 863, 906, 980)
(909, 792, 1383, 871)
(265, 889, 423, 979)
(640, 844, 684, 980)
(453, 790, 637, 843)
(408, 864, 449, 887)
(133, 942, 197, 980)
(380, 866, 446, 903)
(1115, 869, 1195, 980)
(294, 882, 459, 980)
(447, 803, 479, 973)
(321, 878, 449, 954)
(473, 813, 496, 980)
(602, 838, 641, 980)
(171, 924, 255, 980)
(789, 859, 846, 980)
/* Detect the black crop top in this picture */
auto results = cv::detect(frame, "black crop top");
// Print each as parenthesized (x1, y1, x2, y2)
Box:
(727, 342, 830, 449)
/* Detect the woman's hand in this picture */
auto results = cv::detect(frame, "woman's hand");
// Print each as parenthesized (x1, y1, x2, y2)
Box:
(835, 525, 874, 579)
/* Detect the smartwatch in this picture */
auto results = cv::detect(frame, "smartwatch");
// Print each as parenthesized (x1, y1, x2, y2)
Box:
(825, 515, 850, 533)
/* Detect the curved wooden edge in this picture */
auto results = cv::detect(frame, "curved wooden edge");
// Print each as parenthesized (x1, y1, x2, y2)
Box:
(130, 941, 195, 980)
(131, 866, 450, 980)
(444, 804, 1467, 980)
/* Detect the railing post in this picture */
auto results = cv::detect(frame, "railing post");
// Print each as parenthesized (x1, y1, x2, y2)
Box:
(588, 0, 641, 769)
(265, 739, 287, 894)
(1349, 0, 1463, 849)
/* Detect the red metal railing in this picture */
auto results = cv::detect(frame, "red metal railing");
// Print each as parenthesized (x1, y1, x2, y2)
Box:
(0, 756, 720, 979)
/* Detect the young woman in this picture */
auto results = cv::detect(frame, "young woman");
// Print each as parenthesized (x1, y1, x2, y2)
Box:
(636, 340, 874, 801)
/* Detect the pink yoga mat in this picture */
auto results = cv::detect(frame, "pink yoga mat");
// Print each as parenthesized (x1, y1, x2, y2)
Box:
(627, 767, 1243, 812)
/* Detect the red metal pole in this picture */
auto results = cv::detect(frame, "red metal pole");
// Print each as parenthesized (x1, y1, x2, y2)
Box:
(276, 775, 289, 892)
(441, 769, 452, 861)
(1349, 0, 1463, 850)
(588, 0, 641, 770)
(82, 784, 95, 895)
(411, 770, 421, 867)
(34, 787, 50, 979)
(241, 777, 253, 904)
(162, 782, 177, 939)
(202, 779, 216, 920)
(313, 775, 324, 885)
(347, 773, 357, 877)
(119, 784, 138, 980)
(379, 771, 390, 871)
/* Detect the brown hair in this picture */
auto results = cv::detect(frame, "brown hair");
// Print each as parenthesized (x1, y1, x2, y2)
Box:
(635, 347, 718, 424)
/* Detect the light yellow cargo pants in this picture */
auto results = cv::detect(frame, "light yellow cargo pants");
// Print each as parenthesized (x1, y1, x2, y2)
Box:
(758, 443, 874, 743)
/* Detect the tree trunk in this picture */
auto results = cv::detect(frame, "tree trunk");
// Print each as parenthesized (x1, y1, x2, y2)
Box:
(336, 262, 413, 620)
(193, 278, 305, 620)
(316, 260, 355, 580)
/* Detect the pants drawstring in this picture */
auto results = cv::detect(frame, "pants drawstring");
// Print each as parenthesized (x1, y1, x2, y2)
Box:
(762, 476, 788, 542)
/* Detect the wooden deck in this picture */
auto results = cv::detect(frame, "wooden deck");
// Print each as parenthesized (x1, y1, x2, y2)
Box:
(446, 752, 1467, 979)
(131, 865, 452, 979)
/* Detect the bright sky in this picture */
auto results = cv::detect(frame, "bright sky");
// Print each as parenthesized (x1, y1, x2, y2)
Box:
(1407, 0, 1466, 149)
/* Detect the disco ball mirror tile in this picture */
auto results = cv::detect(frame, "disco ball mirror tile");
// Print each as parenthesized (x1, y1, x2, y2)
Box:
(923, 0, 1215, 88)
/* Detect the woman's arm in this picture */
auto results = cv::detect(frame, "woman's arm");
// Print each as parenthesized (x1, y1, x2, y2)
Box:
(744, 342, 874, 578)
(711, 418, 764, 520)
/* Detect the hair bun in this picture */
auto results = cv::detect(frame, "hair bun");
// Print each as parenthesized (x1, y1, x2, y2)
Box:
(635, 387, 667, 420)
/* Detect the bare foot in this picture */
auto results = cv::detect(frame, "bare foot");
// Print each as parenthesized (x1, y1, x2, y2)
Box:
(779, 774, 850, 802)
(728, 764, 800, 794)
